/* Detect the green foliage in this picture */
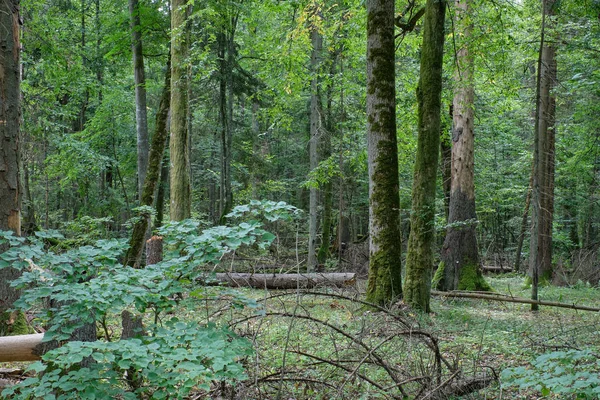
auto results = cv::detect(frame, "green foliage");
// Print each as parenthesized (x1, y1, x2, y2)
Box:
(2, 321, 251, 399)
(502, 349, 600, 398)
(0, 202, 297, 398)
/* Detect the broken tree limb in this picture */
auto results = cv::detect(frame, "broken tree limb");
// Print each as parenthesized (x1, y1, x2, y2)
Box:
(0, 333, 43, 362)
(431, 290, 600, 312)
(206, 273, 357, 289)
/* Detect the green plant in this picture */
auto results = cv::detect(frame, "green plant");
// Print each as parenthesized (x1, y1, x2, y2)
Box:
(502, 349, 600, 398)
(0, 201, 296, 398)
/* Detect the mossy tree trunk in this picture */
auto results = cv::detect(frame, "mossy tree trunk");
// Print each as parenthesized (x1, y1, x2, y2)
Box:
(365, 0, 403, 306)
(403, 0, 446, 312)
(170, 0, 191, 221)
(0, 0, 26, 335)
(308, 10, 323, 272)
(530, 0, 556, 309)
(129, 0, 149, 199)
(438, 0, 488, 292)
(125, 59, 171, 267)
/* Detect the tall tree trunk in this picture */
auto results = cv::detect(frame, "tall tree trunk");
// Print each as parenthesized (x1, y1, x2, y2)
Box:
(530, 0, 556, 310)
(126, 58, 171, 267)
(308, 17, 323, 272)
(318, 53, 335, 265)
(438, 0, 488, 292)
(364, 0, 403, 306)
(403, 0, 446, 312)
(129, 0, 149, 198)
(169, 0, 191, 221)
(0, 0, 24, 333)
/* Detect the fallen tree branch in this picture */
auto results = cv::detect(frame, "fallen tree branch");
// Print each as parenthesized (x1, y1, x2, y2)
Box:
(0, 333, 43, 362)
(432, 290, 600, 312)
(205, 272, 356, 289)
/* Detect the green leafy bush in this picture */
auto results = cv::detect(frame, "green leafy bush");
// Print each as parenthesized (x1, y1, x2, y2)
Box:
(502, 349, 600, 398)
(0, 201, 298, 398)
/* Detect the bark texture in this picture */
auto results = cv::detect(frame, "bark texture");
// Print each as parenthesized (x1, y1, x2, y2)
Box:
(403, 0, 446, 312)
(530, 0, 556, 306)
(125, 60, 171, 267)
(439, 0, 488, 292)
(129, 0, 149, 197)
(365, 0, 403, 306)
(169, 0, 191, 221)
(0, 0, 23, 327)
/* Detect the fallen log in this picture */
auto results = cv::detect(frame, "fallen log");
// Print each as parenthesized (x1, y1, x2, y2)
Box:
(431, 290, 600, 312)
(481, 266, 513, 273)
(207, 273, 357, 289)
(0, 333, 43, 362)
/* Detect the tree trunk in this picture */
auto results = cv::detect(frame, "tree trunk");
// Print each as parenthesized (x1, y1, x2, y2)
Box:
(438, 0, 488, 292)
(440, 105, 452, 221)
(129, 0, 149, 198)
(403, 0, 446, 312)
(364, 0, 403, 306)
(530, 0, 556, 310)
(308, 17, 323, 272)
(0, 0, 24, 331)
(154, 151, 169, 229)
(514, 165, 533, 272)
(126, 58, 171, 267)
(170, 0, 191, 221)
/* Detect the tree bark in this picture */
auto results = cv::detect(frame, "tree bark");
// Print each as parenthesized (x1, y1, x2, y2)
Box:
(0, 334, 44, 362)
(126, 59, 171, 267)
(308, 13, 323, 272)
(438, 0, 488, 292)
(403, 0, 446, 312)
(129, 0, 149, 198)
(364, 0, 403, 306)
(514, 165, 533, 272)
(170, 0, 191, 221)
(0, 0, 23, 329)
(530, 0, 557, 309)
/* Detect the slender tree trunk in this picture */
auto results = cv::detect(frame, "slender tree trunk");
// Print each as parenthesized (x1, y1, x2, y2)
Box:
(126, 58, 171, 267)
(129, 0, 149, 198)
(530, 0, 556, 310)
(0, 0, 24, 332)
(403, 0, 446, 312)
(438, 0, 488, 292)
(440, 105, 452, 221)
(365, 0, 403, 306)
(514, 165, 533, 272)
(308, 17, 323, 272)
(154, 151, 169, 229)
(318, 54, 335, 264)
(170, 0, 191, 221)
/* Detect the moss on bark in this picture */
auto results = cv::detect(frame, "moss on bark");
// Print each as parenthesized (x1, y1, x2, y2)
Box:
(365, 0, 402, 306)
(0, 311, 33, 336)
(403, 0, 446, 313)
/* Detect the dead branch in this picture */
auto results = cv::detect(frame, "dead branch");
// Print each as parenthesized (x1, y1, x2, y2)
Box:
(432, 290, 600, 312)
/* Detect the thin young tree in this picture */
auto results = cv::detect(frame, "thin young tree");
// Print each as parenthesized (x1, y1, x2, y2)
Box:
(365, 0, 403, 305)
(308, 6, 323, 272)
(437, 0, 488, 291)
(403, 0, 446, 312)
(129, 0, 150, 198)
(170, 0, 191, 221)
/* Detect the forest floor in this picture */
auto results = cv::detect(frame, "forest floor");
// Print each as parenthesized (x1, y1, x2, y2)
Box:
(200, 273, 600, 399)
